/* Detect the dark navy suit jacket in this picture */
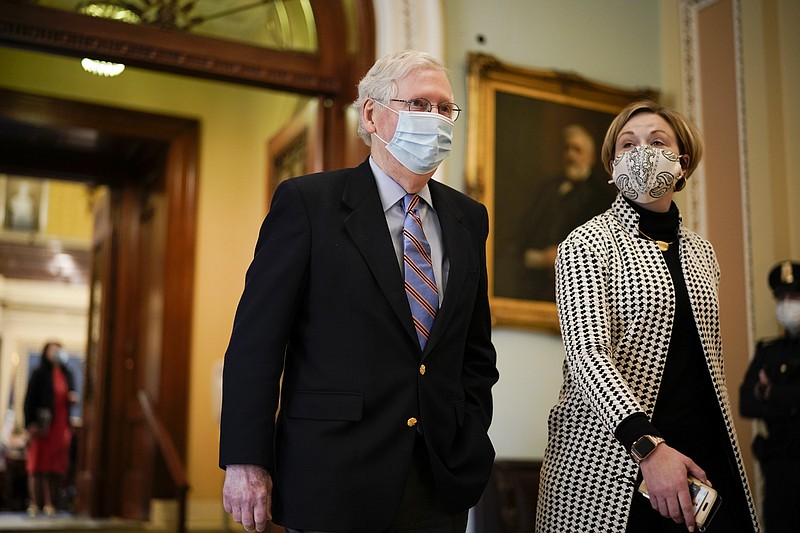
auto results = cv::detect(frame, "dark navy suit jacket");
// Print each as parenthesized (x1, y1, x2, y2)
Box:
(219, 158, 498, 532)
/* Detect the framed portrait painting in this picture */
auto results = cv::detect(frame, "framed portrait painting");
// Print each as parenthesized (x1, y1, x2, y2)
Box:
(465, 53, 657, 332)
(0, 175, 48, 233)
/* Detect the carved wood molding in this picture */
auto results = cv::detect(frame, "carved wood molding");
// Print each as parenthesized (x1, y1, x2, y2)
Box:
(0, 1, 341, 95)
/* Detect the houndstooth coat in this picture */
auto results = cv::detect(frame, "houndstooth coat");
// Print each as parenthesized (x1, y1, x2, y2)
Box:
(535, 195, 760, 532)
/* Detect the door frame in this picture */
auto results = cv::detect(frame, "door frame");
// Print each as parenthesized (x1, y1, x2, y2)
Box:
(0, 0, 375, 518)
(0, 1, 375, 170)
(0, 87, 199, 518)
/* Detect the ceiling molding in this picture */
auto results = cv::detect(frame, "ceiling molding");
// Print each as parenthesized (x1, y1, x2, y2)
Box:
(0, 1, 342, 95)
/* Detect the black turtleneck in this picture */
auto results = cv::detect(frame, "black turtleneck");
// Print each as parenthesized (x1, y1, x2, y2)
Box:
(619, 199, 754, 530)
(615, 198, 720, 451)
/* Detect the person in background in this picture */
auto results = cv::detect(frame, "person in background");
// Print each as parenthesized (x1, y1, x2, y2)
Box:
(23, 341, 77, 517)
(740, 260, 800, 533)
(219, 50, 498, 533)
(516, 123, 615, 301)
(536, 100, 760, 532)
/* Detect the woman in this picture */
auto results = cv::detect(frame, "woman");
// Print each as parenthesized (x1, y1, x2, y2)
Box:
(23, 341, 77, 517)
(535, 101, 760, 532)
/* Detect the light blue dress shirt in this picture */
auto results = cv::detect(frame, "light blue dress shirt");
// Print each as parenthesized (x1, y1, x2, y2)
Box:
(369, 157, 449, 303)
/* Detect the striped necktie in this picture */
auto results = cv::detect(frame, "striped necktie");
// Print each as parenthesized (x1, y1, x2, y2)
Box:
(402, 193, 438, 349)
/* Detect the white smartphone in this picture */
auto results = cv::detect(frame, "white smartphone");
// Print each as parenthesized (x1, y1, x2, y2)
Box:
(638, 475, 721, 531)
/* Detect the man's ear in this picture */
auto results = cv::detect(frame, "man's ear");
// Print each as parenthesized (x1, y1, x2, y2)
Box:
(362, 99, 377, 135)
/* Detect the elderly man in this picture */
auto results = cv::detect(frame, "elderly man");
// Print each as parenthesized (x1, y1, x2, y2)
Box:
(219, 50, 498, 533)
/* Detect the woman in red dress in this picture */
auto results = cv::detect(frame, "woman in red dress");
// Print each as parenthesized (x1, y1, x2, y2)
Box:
(23, 341, 77, 517)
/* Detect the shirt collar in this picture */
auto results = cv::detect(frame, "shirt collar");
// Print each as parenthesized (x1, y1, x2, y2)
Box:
(369, 157, 434, 212)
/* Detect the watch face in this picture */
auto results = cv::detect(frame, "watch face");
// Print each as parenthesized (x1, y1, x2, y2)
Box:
(634, 436, 657, 458)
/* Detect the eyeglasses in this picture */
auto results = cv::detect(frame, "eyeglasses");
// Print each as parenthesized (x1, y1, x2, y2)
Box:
(389, 98, 462, 121)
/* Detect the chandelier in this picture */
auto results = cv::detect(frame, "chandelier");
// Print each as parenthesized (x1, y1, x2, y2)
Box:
(78, 0, 278, 31)
(76, 1, 279, 77)
(78, 2, 141, 76)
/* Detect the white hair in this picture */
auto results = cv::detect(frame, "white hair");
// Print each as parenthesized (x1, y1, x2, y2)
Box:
(354, 50, 449, 145)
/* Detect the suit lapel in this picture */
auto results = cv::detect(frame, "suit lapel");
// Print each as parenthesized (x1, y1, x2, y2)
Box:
(342, 164, 475, 353)
(424, 181, 470, 354)
(342, 161, 417, 343)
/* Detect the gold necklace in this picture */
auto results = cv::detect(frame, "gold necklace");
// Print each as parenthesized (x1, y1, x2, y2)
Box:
(638, 228, 673, 252)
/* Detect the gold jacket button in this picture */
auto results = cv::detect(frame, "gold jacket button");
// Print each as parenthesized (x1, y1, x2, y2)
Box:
(407, 417, 418, 427)
(419, 364, 426, 375)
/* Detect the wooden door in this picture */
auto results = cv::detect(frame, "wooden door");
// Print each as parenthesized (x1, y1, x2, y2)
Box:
(75, 185, 115, 515)
(76, 126, 198, 520)
(78, 170, 179, 519)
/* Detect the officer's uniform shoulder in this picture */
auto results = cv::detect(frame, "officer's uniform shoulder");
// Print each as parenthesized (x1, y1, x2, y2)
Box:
(757, 337, 784, 350)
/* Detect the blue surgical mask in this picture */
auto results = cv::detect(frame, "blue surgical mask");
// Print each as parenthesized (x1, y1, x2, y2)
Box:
(374, 101, 453, 174)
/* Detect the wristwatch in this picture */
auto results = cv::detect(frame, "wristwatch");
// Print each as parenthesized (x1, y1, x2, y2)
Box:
(630, 435, 665, 464)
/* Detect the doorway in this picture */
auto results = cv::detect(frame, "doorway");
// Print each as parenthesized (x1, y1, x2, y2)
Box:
(0, 87, 198, 519)
(0, 2, 375, 526)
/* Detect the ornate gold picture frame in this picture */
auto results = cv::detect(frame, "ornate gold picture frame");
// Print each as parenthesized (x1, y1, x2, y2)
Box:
(465, 53, 657, 332)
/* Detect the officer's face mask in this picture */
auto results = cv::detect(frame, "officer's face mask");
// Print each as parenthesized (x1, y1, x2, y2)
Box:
(609, 145, 683, 205)
(373, 101, 454, 175)
(776, 298, 800, 334)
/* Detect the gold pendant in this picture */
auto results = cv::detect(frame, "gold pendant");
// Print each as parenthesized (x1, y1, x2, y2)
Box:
(656, 240, 670, 252)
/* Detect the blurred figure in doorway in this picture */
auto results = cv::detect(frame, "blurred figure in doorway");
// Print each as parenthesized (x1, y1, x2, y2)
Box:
(23, 341, 77, 517)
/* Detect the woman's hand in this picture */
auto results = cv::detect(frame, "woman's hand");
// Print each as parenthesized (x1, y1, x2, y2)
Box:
(26, 423, 40, 439)
(639, 444, 710, 532)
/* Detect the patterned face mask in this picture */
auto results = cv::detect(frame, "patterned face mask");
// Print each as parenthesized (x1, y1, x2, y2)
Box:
(610, 145, 683, 204)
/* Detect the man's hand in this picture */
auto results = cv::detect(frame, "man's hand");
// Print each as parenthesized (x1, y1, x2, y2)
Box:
(639, 444, 709, 532)
(223, 464, 273, 532)
(523, 245, 558, 269)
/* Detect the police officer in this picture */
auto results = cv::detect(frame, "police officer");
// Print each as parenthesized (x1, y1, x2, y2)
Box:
(741, 260, 800, 533)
